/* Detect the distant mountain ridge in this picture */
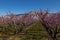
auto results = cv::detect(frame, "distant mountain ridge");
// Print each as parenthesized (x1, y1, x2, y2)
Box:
(0, 11, 60, 24)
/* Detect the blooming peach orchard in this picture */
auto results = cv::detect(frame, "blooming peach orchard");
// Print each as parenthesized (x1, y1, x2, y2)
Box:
(0, 11, 60, 40)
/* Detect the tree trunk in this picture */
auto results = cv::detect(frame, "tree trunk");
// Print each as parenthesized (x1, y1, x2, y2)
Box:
(52, 27, 57, 40)
(41, 22, 58, 40)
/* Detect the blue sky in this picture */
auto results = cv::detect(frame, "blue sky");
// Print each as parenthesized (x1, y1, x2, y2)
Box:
(0, 0, 60, 16)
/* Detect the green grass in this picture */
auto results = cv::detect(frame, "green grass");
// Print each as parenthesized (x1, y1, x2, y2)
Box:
(0, 22, 60, 40)
(20, 22, 50, 40)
